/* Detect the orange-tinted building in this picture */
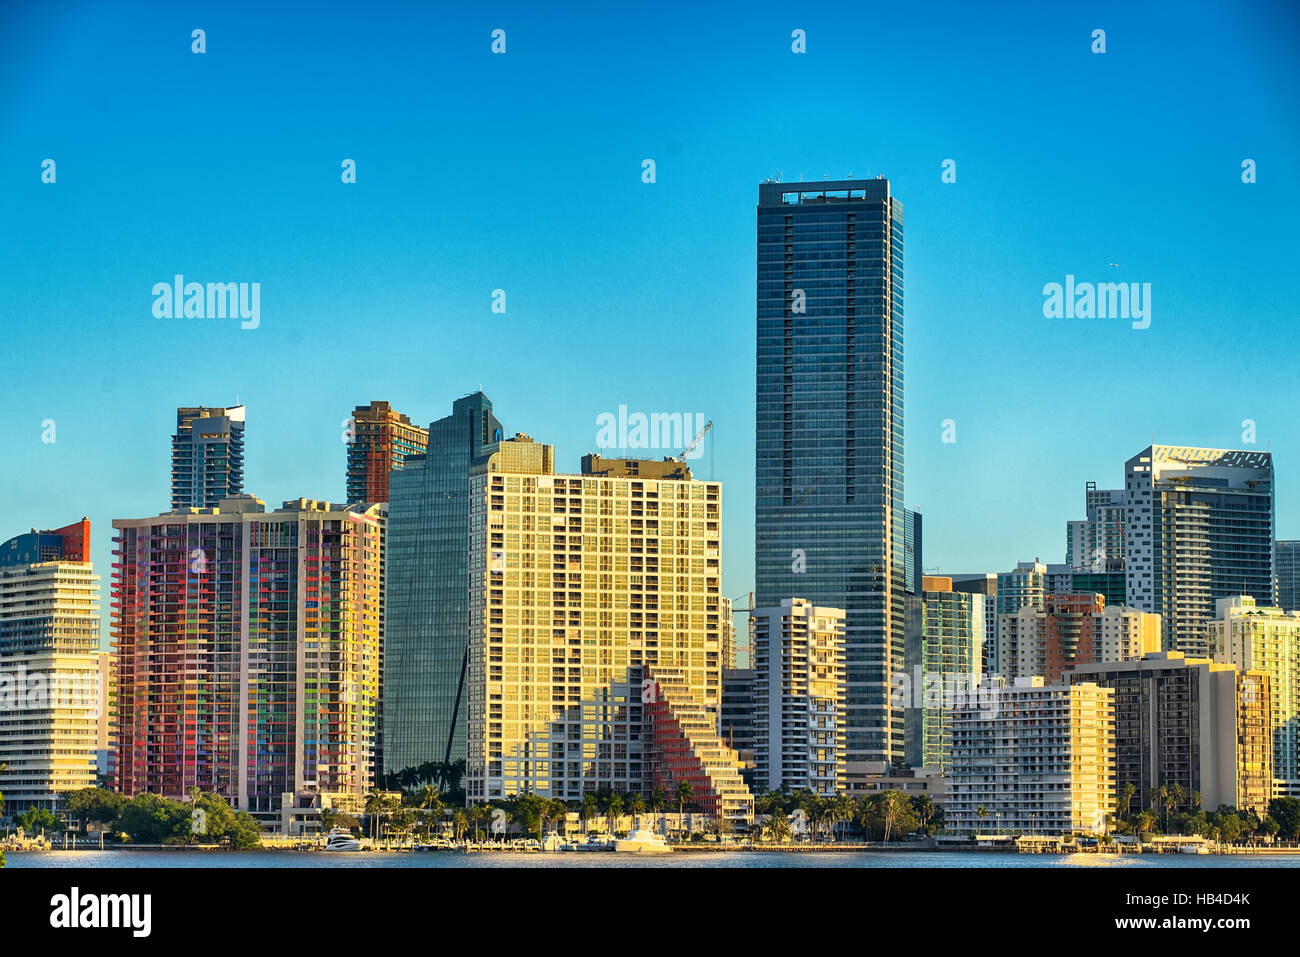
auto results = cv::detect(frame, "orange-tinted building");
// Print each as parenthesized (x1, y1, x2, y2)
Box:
(1042, 593, 1105, 683)
(345, 401, 429, 504)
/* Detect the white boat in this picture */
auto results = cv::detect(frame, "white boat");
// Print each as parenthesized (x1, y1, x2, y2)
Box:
(613, 827, 672, 854)
(1178, 844, 1210, 855)
(323, 828, 362, 852)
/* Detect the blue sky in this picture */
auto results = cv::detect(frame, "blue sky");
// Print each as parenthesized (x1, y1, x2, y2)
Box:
(1, 0, 1297, 646)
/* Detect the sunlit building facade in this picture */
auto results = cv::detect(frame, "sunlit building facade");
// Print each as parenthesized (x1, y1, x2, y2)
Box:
(948, 678, 1115, 836)
(1210, 595, 1300, 798)
(112, 496, 384, 816)
(345, 400, 430, 505)
(464, 437, 748, 817)
(0, 519, 101, 813)
(753, 598, 847, 794)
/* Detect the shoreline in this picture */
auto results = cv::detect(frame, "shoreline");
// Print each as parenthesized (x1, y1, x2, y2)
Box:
(10, 841, 1300, 857)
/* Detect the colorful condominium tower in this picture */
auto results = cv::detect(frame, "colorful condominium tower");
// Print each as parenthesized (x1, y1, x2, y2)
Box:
(171, 405, 246, 509)
(754, 177, 906, 778)
(0, 519, 101, 812)
(345, 400, 430, 505)
(112, 496, 383, 818)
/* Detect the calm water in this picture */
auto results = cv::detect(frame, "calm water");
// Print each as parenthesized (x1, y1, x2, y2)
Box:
(7, 849, 1300, 868)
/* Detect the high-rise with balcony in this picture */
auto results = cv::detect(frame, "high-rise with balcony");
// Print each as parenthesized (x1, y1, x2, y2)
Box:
(112, 496, 384, 818)
(1124, 446, 1275, 656)
(1066, 482, 1126, 572)
(997, 593, 1159, 684)
(463, 437, 750, 819)
(1068, 652, 1273, 816)
(903, 576, 984, 771)
(755, 177, 905, 777)
(947, 678, 1115, 836)
(0, 519, 101, 812)
(171, 405, 245, 510)
(345, 400, 430, 505)
(1210, 595, 1300, 798)
(383, 392, 503, 777)
(753, 597, 847, 795)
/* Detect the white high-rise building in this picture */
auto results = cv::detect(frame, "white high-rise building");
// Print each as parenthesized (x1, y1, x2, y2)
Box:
(753, 598, 847, 795)
(948, 678, 1115, 836)
(1124, 446, 1275, 656)
(0, 521, 101, 814)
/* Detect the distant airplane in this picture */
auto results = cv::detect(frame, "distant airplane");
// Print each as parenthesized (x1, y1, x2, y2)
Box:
(1107, 262, 1119, 267)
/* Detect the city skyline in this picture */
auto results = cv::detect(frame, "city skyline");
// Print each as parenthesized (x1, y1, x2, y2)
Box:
(3, 1, 1298, 648)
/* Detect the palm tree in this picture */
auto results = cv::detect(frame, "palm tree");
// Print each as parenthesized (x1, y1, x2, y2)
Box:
(363, 788, 385, 842)
(1165, 783, 1185, 833)
(913, 794, 936, 837)
(1120, 782, 1136, 821)
(580, 793, 599, 834)
(606, 793, 625, 834)
(467, 804, 489, 843)
(451, 809, 469, 842)
(676, 779, 694, 819)
(626, 792, 645, 827)
(1151, 784, 1169, 831)
(765, 813, 791, 844)
(832, 793, 855, 843)
(650, 787, 668, 814)
(975, 805, 989, 836)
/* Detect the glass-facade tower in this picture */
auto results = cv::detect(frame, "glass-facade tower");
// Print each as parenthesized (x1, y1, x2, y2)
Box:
(755, 178, 905, 772)
(383, 393, 503, 776)
(1278, 541, 1300, 613)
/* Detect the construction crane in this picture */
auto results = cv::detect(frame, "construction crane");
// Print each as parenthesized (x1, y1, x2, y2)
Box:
(672, 419, 713, 462)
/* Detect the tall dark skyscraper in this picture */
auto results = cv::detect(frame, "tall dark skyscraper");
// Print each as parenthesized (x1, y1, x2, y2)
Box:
(171, 405, 245, 509)
(383, 393, 503, 776)
(755, 177, 905, 775)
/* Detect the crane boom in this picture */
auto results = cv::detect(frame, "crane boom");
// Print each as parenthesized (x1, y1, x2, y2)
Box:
(673, 419, 713, 462)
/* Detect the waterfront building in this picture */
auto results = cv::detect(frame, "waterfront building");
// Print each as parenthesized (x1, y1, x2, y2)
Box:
(755, 177, 906, 775)
(112, 496, 384, 818)
(383, 393, 502, 776)
(1068, 652, 1273, 816)
(345, 400, 430, 505)
(0, 519, 101, 813)
(171, 405, 245, 509)
(463, 437, 750, 820)
(903, 576, 983, 771)
(752, 598, 847, 795)
(1210, 595, 1300, 798)
(948, 677, 1115, 836)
